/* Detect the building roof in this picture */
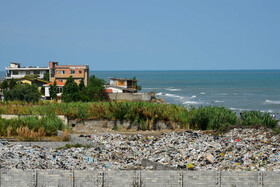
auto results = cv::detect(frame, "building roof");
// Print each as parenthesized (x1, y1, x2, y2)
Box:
(109, 77, 138, 82)
(44, 80, 65, 86)
(15, 77, 50, 84)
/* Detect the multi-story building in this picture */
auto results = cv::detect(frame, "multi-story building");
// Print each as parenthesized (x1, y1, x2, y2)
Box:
(49, 62, 89, 86)
(5, 62, 49, 80)
(5, 62, 89, 86)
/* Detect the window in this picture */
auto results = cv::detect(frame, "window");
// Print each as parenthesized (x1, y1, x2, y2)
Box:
(59, 70, 65, 75)
(34, 70, 40, 75)
(13, 71, 19, 75)
(70, 70, 76, 74)
(79, 70, 82, 74)
(59, 79, 63, 82)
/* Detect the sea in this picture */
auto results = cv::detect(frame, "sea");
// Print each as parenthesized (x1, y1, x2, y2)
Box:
(1, 70, 280, 116)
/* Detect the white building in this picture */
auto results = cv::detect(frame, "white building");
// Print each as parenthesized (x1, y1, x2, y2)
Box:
(5, 62, 49, 80)
(43, 80, 64, 99)
(105, 77, 138, 93)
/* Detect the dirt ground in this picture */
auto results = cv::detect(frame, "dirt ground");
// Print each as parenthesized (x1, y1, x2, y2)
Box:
(71, 126, 187, 137)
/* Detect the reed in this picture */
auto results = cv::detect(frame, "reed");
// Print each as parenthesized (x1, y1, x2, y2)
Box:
(0, 101, 278, 132)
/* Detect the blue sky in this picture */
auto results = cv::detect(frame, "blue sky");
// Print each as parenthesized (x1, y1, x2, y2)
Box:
(0, 0, 280, 70)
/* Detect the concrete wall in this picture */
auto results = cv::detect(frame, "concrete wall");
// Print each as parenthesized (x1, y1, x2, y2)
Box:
(1, 114, 68, 125)
(108, 93, 153, 101)
(71, 119, 179, 131)
(1, 170, 280, 187)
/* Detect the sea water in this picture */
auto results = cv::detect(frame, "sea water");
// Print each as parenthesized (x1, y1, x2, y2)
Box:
(92, 70, 280, 115)
(1, 70, 280, 115)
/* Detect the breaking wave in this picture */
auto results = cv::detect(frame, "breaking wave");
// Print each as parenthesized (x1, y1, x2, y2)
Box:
(265, 100, 280, 104)
(165, 93, 184, 99)
(214, 100, 224, 103)
(165, 88, 182, 91)
(142, 88, 160, 90)
(155, 92, 163, 96)
(183, 101, 204, 105)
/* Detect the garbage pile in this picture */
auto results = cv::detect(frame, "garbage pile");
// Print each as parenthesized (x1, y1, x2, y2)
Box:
(1, 127, 280, 171)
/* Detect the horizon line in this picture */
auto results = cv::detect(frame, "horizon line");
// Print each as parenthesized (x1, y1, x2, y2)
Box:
(90, 69, 280, 71)
(1, 69, 280, 72)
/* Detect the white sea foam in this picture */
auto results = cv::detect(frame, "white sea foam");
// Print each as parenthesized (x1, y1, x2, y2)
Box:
(143, 88, 160, 90)
(265, 100, 280, 104)
(214, 100, 224, 103)
(216, 93, 228, 96)
(155, 92, 163, 96)
(230, 108, 250, 111)
(200, 92, 205, 95)
(191, 95, 196, 98)
(165, 93, 184, 99)
(165, 88, 181, 91)
(267, 109, 274, 113)
(183, 101, 204, 105)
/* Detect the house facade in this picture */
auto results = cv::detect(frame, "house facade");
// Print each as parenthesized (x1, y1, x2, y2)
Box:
(43, 80, 65, 99)
(5, 62, 49, 80)
(106, 77, 138, 93)
(5, 62, 89, 87)
(15, 77, 49, 92)
(49, 62, 89, 86)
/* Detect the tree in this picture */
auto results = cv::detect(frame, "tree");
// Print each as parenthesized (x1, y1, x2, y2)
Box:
(79, 78, 89, 102)
(9, 78, 17, 89)
(49, 81, 58, 100)
(4, 84, 40, 103)
(87, 75, 109, 101)
(133, 76, 142, 91)
(1, 80, 8, 90)
(40, 86, 45, 95)
(79, 79, 85, 91)
(61, 76, 80, 102)
(43, 72, 50, 81)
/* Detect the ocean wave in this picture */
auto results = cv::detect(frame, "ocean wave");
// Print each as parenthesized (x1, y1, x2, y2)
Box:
(214, 100, 224, 103)
(230, 108, 250, 111)
(155, 92, 163, 96)
(216, 93, 228, 96)
(183, 101, 204, 105)
(165, 88, 182, 91)
(265, 100, 280, 104)
(200, 92, 205, 95)
(142, 88, 160, 90)
(165, 93, 184, 99)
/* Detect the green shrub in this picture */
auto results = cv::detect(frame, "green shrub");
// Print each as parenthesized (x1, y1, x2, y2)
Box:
(241, 111, 278, 128)
(39, 113, 65, 135)
(3, 84, 40, 103)
(0, 114, 65, 136)
(189, 106, 238, 131)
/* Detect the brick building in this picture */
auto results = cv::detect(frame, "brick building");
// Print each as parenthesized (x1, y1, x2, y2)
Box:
(49, 62, 89, 86)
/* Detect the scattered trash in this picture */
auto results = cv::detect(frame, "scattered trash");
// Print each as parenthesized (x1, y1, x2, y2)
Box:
(1, 127, 280, 171)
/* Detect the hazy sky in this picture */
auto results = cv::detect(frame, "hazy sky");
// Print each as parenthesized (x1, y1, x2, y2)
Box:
(0, 1, 280, 70)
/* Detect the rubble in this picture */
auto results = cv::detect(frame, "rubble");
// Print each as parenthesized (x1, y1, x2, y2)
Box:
(1, 127, 280, 171)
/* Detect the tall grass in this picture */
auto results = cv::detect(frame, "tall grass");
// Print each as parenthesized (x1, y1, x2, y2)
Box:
(241, 111, 278, 129)
(0, 101, 278, 131)
(0, 115, 66, 137)
(189, 106, 238, 131)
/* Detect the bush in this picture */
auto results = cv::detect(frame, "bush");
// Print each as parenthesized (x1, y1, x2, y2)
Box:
(0, 115, 65, 137)
(3, 84, 40, 103)
(189, 106, 238, 131)
(39, 113, 65, 135)
(241, 111, 278, 129)
(62, 76, 80, 102)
